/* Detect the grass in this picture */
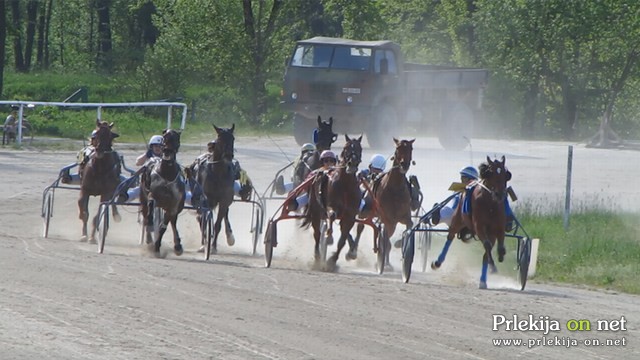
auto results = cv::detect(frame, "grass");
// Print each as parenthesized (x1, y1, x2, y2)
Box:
(516, 198, 640, 294)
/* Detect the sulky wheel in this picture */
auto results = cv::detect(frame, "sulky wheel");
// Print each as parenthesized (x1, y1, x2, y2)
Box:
(264, 220, 277, 268)
(42, 191, 54, 238)
(251, 207, 262, 256)
(97, 203, 109, 254)
(376, 224, 387, 275)
(518, 237, 532, 291)
(419, 229, 432, 272)
(401, 231, 415, 283)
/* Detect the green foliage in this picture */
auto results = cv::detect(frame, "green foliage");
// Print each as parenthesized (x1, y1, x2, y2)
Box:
(518, 207, 640, 294)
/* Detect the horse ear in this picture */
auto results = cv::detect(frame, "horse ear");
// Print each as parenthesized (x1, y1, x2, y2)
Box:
(162, 129, 168, 134)
(479, 163, 490, 179)
(213, 124, 220, 133)
(486, 156, 491, 164)
(357, 134, 363, 142)
(501, 155, 506, 165)
(344, 134, 350, 142)
(231, 123, 235, 132)
(328, 117, 333, 126)
(393, 138, 399, 145)
(409, 139, 415, 144)
(317, 116, 322, 127)
(109, 122, 114, 129)
(95, 118, 100, 127)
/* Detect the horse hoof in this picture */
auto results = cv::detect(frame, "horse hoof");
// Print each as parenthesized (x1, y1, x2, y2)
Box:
(80, 235, 88, 242)
(479, 281, 488, 289)
(498, 255, 505, 263)
(326, 234, 333, 245)
(88, 238, 97, 245)
(385, 264, 395, 272)
(226, 234, 235, 246)
(112, 213, 121, 223)
(431, 261, 441, 270)
(345, 251, 357, 261)
(174, 245, 183, 256)
(197, 245, 205, 253)
(393, 239, 402, 249)
(490, 265, 498, 274)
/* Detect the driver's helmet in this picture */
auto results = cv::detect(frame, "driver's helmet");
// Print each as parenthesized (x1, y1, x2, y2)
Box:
(90, 129, 98, 139)
(301, 143, 315, 153)
(320, 150, 337, 162)
(148, 135, 163, 147)
(369, 154, 386, 172)
(459, 166, 479, 180)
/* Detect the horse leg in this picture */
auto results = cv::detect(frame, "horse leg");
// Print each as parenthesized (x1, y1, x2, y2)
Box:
(497, 233, 506, 263)
(346, 223, 364, 261)
(154, 210, 171, 255)
(431, 233, 454, 270)
(479, 252, 490, 289)
(111, 203, 121, 223)
(78, 194, 89, 242)
(328, 219, 355, 272)
(224, 212, 235, 246)
(325, 210, 336, 245)
(145, 200, 155, 246)
(482, 238, 497, 274)
(211, 208, 227, 255)
(171, 215, 183, 256)
(311, 217, 322, 270)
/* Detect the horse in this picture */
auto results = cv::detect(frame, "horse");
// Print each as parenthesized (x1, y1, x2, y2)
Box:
(292, 116, 337, 188)
(192, 124, 237, 254)
(351, 138, 415, 270)
(301, 134, 363, 271)
(139, 129, 186, 255)
(78, 119, 122, 242)
(431, 156, 512, 289)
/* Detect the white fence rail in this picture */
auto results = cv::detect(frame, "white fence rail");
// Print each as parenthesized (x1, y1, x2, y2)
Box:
(0, 100, 188, 145)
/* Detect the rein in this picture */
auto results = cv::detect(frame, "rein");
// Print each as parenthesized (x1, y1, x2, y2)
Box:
(475, 179, 504, 202)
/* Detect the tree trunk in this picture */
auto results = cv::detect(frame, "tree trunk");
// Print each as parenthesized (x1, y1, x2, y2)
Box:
(44, 0, 52, 68)
(10, 0, 25, 72)
(24, 0, 38, 70)
(36, 0, 45, 67)
(95, 0, 113, 72)
(242, 0, 283, 125)
(0, 0, 7, 96)
(587, 48, 639, 148)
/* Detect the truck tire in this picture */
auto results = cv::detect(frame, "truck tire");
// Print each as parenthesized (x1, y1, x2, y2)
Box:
(438, 102, 473, 150)
(367, 105, 398, 149)
(293, 114, 314, 146)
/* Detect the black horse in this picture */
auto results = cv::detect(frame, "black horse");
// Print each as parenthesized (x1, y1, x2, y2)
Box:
(292, 116, 337, 188)
(192, 124, 237, 254)
(139, 129, 185, 255)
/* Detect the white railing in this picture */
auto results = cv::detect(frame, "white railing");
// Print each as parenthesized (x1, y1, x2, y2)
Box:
(0, 100, 188, 145)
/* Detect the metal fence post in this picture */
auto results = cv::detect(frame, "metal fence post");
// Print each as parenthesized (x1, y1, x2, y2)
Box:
(563, 145, 573, 231)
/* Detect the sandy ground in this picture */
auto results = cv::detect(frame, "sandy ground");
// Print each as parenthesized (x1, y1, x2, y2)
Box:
(1, 135, 639, 359)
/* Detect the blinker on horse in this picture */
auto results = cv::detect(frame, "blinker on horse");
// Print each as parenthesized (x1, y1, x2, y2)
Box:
(140, 129, 186, 256)
(431, 155, 512, 289)
(78, 119, 121, 243)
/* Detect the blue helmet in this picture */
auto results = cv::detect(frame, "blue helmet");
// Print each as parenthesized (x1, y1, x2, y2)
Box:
(459, 166, 478, 180)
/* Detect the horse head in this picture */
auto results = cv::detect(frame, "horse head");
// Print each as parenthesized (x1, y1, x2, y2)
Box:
(392, 138, 415, 174)
(478, 156, 512, 202)
(340, 134, 363, 174)
(93, 119, 118, 158)
(161, 129, 181, 161)
(213, 123, 235, 161)
(315, 116, 337, 151)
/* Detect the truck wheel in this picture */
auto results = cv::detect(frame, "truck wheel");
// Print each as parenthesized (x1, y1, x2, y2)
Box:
(293, 114, 314, 146)
(438, 102, 473, 150)
(367, 105, 398, 149)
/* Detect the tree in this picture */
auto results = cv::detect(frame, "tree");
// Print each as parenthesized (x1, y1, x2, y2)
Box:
(95, 0, 113, 71)
(0, 0, 6, 96)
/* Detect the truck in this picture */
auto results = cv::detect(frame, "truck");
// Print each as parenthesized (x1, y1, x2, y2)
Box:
(280, 36, 489, 150)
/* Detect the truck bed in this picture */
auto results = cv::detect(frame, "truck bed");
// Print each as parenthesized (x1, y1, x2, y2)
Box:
(404, 63, 489, 90)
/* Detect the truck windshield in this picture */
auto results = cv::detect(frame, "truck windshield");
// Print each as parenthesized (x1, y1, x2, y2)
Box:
(291, 44, 372, 71)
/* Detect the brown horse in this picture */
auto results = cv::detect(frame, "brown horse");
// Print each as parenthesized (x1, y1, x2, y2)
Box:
(352, 138, 415, 270)
(78, 119, 121, 242)
(292, 116, 337, 188)
(192, 124, 236, 254)
(301, 134, 362, 271)
(139, 129, 185, 255)
(431, 156, 512, 289)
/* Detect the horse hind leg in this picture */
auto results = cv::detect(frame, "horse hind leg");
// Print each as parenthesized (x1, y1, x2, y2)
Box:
(111, 203, 121, 223)
(346, 223, 364, 261)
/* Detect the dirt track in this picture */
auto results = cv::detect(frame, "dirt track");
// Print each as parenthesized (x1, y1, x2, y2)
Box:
(1, 136, 639, 359)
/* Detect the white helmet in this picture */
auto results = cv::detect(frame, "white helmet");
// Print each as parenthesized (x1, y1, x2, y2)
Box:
(149, 135, 163, 146)
(459, 166, 478, 180)
(320, 150, 337, 161)
(369, 154, 386, 171)
(90, 129, 98, 139)
(301, 143, 315, 153)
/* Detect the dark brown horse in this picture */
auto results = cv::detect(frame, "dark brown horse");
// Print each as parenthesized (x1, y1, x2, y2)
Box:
(301, 134, 362, 271)
(292, 116, 337, 188)
(431, 156, 512, 289)
(352, 138, 415, 270)
(193, 124, 236, 254)
(78, 119, 121, 242)
(140, 129, 185, 255)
